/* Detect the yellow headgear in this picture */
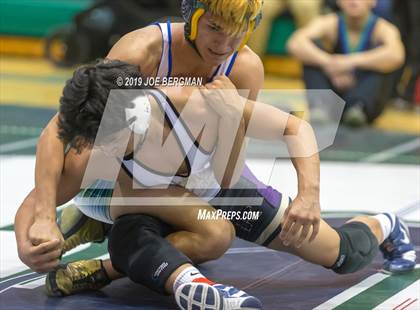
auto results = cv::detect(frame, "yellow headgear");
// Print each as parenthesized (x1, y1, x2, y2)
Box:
(183, 0, 262, 50)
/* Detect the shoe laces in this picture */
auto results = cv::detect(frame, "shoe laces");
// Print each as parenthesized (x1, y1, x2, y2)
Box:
(213, 284, 246, 298)
(66, 261, 104, 290)
(382, 221, 414, 260)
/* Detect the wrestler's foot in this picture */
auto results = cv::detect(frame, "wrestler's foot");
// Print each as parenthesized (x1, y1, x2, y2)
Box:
(380, 214, 416, 274)
(45, 259, 111, 296)
(175, 282, 262, 310)
(59, 204, 111, 253)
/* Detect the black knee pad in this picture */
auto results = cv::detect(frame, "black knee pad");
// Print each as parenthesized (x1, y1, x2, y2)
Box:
(330, 221, 379, 274)
(108, 214, 191, 293)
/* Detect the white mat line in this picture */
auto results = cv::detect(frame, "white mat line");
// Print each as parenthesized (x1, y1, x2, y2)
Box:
(226, 247, 276, 255)
(0, 137, 38, 153)
(314, 265, 420, 310)
(363, 138, 420, 163)
(373, 280, 420, 310)
(0, 271, 37, 285)
(0, 275, 45, 294)
(396, 201, 420, 217)
(13, 275, 46, 290)
(241, 260, 303, 290)
(313, 273, 390, 310)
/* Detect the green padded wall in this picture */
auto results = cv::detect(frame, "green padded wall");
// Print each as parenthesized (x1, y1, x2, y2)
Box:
(0, 0, 93, 37)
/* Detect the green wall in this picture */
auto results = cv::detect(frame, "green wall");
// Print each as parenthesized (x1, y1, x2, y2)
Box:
(0, 0, 93, 37)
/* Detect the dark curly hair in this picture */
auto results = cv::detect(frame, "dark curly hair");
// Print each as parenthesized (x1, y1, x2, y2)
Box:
(58, 59, 147, 152)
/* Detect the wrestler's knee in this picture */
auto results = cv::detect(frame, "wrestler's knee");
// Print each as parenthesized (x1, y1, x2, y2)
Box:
(329, 222, 378, 274)
(347, 216, 383, 242)
(108, 214, 191, 293)
(198, 219, 235, 261)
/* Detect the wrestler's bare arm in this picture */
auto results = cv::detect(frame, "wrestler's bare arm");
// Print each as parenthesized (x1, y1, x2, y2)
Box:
(200, 75, 321, 244)
(33, 114, 65, 221)
(17, 24, 163, 245)
(15, 147, 91, 272)
(15, 113, 70, 253)
(15, 148, 91, 230)
(207, 47, 264, 186)
(244, 99, 321, 244)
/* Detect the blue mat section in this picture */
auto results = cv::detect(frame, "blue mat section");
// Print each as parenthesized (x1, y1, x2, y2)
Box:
(1, 219, 419, 309)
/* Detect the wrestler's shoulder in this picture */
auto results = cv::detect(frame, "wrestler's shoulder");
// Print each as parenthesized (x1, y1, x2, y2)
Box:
(235, 46, 263, 72)
(229, 46, 264, 91)
(107, 25, 162, 74)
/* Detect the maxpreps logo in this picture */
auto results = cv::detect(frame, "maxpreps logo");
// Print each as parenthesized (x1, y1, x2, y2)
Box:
(197, 209, 261, 221)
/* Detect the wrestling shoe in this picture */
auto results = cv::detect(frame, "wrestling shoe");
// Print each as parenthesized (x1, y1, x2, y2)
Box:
(175, 282, 262, 310)
(380, 215, 416, 273)
(58, 204, 111, 253)
(45, 259, 111, 296)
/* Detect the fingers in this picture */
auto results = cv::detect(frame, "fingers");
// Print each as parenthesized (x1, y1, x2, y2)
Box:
(29, 235, 49, 247)
(308, 219, 320, 243)
(199, 85, 224, 113)
(295, 224, 311, 248)
(280, 209, 299, 246)
(206, 76, 233, 89)
(281, 219, 314, 247)
(198, 86, 210, 98)
(204, 79, 220, 89)
(280, 209, 320, 248)
(200, 82, 218, 96)
(33, 259, 61, 274)
(40, 248, 62, 262)
(30, 243, 62, 273)
(30, 239, 61, 255)
(284, 221, 303, 246)
(32, 255, 60, 272)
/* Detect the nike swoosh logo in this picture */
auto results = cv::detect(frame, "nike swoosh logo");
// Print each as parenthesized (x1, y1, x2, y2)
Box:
(190, 272, 199, 276)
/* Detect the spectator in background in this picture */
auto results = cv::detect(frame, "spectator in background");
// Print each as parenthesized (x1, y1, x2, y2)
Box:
(393, 0, 420, 106)
(325, 0, 394, 21)
(372, 0, 393, 21)
(287, 0, 405, 127)
(248, 0, 323, 57)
